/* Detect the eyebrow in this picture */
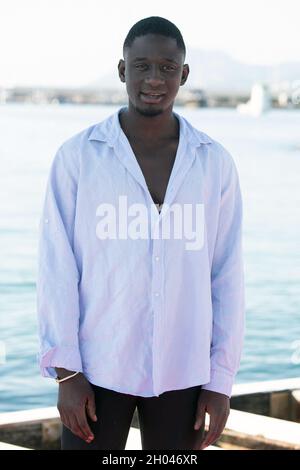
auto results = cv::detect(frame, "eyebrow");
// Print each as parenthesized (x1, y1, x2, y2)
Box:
(132, 57, 179, 65)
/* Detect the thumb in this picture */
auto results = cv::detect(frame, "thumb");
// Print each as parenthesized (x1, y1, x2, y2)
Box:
(86, 394, 97, 422)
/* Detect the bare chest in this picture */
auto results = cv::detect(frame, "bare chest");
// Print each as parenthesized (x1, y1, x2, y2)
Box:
(129, 140, 179, 207)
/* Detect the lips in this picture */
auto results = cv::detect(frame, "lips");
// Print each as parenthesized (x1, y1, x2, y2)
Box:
(140, 92, 166, 104)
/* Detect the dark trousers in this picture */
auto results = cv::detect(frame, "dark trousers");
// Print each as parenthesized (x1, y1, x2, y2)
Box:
(61, 383, 204, 450)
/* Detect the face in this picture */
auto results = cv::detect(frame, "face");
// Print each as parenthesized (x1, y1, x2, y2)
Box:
(118, 34, 189, 117)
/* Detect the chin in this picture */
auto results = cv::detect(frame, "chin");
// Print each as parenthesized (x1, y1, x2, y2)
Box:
(138, 107, 164, 117)
(133, 102, 165, 117)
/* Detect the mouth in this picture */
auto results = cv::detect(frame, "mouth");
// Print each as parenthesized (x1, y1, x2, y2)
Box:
(140, 92, 166, 104)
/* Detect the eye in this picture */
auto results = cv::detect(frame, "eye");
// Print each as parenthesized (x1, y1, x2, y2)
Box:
(135, 63, 148, 70)
(162, 65, 176, 71)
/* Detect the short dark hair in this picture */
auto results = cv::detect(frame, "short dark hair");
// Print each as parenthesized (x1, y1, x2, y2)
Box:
(123, 16, 186, 60)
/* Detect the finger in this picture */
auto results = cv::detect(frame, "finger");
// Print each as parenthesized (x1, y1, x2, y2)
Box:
(200, 432, 218, 449)
(61, 411, 71, 432)
(86, 394, 97, 422)
(69, 414, 87, 442)
(192, 420, 206, 451)
(198, 412, 219, 449)
(74, 414, 93, 443)
(200, 415, 226, 449)
(76, 407, 95, 442)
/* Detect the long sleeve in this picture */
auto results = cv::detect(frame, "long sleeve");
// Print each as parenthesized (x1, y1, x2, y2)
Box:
(36, 144, 83, 379)
(202, 148, 245, 398)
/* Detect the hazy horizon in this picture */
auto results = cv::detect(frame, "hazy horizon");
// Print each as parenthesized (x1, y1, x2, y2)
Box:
(1, 0, 300, 88)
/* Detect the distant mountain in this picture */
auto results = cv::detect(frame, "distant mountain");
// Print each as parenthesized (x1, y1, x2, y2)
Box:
(85, 47, 300, 95)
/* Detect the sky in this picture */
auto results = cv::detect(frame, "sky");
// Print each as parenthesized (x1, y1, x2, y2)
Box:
(1, 0, 300, 88)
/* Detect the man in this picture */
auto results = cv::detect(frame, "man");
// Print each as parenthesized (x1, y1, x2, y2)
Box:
(37, 16, 245, 450)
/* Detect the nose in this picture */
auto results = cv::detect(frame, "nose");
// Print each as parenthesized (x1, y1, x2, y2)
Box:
(144, 65, 165, 86)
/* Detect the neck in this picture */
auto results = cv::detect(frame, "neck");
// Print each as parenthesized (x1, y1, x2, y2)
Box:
(119, 102, 179, 142)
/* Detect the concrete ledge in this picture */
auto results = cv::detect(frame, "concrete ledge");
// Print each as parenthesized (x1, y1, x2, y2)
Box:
(3, 387, 300, 451)
(0, 408, 222, 450)
(231, 379, 300, 422)
(232, 378, 300, 396)
(221, 408, 300, 449)
(125, 427, 222, 450)
(0, 407, 59, 426)
(0, 407, 60, 450)
(0, 442, 30, 450)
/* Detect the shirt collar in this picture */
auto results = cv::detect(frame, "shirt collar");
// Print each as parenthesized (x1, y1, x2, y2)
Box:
(88, 105, 213, 147)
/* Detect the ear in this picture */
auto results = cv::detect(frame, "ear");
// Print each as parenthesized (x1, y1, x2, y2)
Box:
(118, 59, 126, 83)
(180, 64, 189, 86)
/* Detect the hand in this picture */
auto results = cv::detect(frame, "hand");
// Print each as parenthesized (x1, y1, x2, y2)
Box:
(193, 389, 230, 450)
(57, 372, 98, 444)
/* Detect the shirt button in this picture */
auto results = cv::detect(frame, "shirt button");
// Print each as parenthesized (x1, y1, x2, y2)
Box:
(44, 218, 49, 223)
(155, 256, 160, 261)
(154, 292, 160, 297)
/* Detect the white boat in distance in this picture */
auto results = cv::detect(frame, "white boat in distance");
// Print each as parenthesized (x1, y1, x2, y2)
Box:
(237, 82, 272, 116)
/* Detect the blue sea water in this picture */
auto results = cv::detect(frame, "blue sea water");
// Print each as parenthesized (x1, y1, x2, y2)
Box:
(0, 103, 299, 412)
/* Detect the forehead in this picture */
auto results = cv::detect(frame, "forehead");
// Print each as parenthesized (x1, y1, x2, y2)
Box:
(125, 34, 184, 62)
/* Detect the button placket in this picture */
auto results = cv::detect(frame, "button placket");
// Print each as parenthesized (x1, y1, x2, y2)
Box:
(151, 234, 164, 395)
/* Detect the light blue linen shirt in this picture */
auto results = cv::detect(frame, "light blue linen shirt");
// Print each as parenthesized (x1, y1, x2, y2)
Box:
(36, 106, 245, 398)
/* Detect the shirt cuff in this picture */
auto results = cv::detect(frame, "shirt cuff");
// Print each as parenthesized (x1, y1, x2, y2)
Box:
(38, 346, 83, 379)
(201, 369, 235, 398)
